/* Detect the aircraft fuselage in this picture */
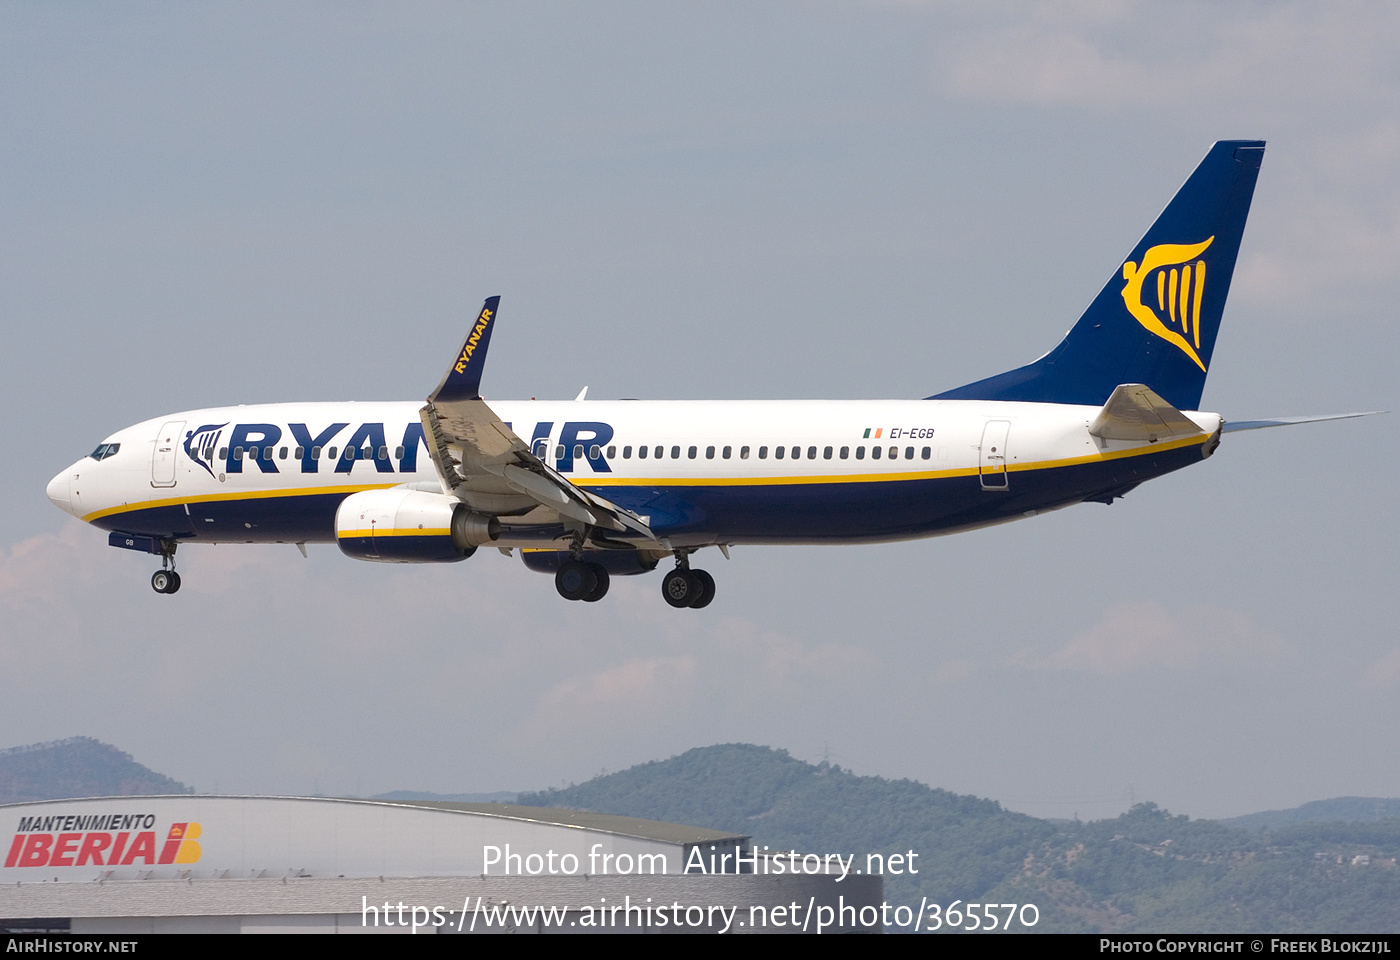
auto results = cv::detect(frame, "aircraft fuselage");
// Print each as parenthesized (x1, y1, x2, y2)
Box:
(48, 398, 1221, 550)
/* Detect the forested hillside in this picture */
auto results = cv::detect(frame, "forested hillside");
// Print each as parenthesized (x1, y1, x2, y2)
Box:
(0, 737, 191, 802)
(520, 744, 1400, 933)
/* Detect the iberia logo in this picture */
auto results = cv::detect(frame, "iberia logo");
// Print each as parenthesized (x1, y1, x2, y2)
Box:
(5, 816, 202, 869)
(1120, 238, 1214, 372)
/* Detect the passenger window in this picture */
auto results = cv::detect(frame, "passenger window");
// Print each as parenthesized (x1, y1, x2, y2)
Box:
(705, 445, 715, 459)
(840, 446, 849, 459)
(905, 447, 914, 460)
(758, 446, 768, 459)
(688, 446, 697, 459)
(791, 446, 801, 459)
(637, 445, 647, 459)
(379, 446, 389, 460)
(279, 446, 288, 460)
(395, 446, 404, 459)
(574, 444, 584, 459)
(740, 446, 750, 459)
(775, 446, 785, 459)
(871, 446, 881, 460)
(234, 446, 245, 460)
(654, 446, 663, 459)
(219, 447, 228, 459)
(808, 446, 817, 460)
(607, 446, 616, 459)
(309, 446, 320, 459)
(295, 446, 305, 459)
(889, 446, 898, 460)
(722, 446, 732, 459)
(555, 445, 565, 459)
(922, 446, 931, 459)
(589, 444, 601, 459)
(671, 446, 681, 459)
(327, 446, 337, 460)
(623, 445, 632, 458)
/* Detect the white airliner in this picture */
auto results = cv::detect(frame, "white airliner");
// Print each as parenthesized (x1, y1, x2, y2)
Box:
(44, 140, 1373, 607)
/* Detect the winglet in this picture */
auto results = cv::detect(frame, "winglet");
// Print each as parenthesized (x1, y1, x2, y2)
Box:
(429, 296, 501, 403)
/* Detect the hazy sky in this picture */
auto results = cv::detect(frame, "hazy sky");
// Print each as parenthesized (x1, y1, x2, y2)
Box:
(2, 2, 1396, 821)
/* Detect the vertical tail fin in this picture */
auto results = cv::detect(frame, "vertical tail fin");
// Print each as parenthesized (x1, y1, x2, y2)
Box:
(932, 140, 1264, 410)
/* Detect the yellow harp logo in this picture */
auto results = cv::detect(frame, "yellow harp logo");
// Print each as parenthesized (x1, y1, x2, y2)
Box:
(1120, 237, 1214, 372)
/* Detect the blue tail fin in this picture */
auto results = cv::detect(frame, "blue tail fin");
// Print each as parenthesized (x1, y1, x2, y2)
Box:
(932, 140, 1264, 410)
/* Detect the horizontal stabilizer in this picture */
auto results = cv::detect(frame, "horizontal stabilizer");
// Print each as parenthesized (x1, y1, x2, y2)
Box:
(1089, 384, 1206, 442)
(1222, 411, 1384, 433)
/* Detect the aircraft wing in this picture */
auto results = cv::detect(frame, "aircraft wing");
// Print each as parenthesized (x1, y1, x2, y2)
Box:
(420, 297, 659, 542)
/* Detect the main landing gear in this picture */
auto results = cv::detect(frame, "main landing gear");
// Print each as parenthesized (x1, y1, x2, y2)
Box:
(151, 541, 181, 594)
(662, 556, 714, 609)
(555, 559, 610, 602)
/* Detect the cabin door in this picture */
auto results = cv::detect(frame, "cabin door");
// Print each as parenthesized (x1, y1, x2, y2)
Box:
(151, 420, 185, 488)
(979, 420, 1011, 491)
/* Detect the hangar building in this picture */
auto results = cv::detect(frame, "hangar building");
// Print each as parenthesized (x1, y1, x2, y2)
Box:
(1, 795, 882, 934)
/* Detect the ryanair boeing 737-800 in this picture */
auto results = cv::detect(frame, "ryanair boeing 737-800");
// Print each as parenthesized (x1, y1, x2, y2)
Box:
(43, 141, 1372, 607)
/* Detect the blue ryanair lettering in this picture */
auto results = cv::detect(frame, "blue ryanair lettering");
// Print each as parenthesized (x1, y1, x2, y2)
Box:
(224, 424, 283, 474)
(555, 422, 614, 473)
(529, 421, 554, 459)
(400, 421, 426, 473)
(288, 423, 349, 474)
(334, 423, 392, 474)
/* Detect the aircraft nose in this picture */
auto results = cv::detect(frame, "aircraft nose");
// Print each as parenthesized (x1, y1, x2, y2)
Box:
(46, 469, 75, 516)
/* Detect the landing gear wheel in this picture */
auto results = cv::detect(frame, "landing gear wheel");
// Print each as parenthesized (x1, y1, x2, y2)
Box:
(151, 570, 180, 594)
(582, 564, 610, 602)
(662, 569, 700, 608)
(688, 568, 714, 608)
(555, 560, 598, 601)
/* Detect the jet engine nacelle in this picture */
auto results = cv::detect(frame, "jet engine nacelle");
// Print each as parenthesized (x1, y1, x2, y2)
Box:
(335, 488, 499, 563)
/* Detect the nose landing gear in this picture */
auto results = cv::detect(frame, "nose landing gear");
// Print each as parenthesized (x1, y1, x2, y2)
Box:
(151, 541, 181, 594)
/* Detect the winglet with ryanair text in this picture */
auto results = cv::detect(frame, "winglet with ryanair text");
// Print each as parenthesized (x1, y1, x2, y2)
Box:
(430, 296, 501, 403)
(934, 141, 1265, 411)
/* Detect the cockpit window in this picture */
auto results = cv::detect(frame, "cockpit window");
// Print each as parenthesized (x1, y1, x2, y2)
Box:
(88, 443, 121, 461)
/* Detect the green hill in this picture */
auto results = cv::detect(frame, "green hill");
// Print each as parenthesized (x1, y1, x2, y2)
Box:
(0, 737, 192, 802)
(1223, 797, 1400, 832)
(519, 744, 1400, 933)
